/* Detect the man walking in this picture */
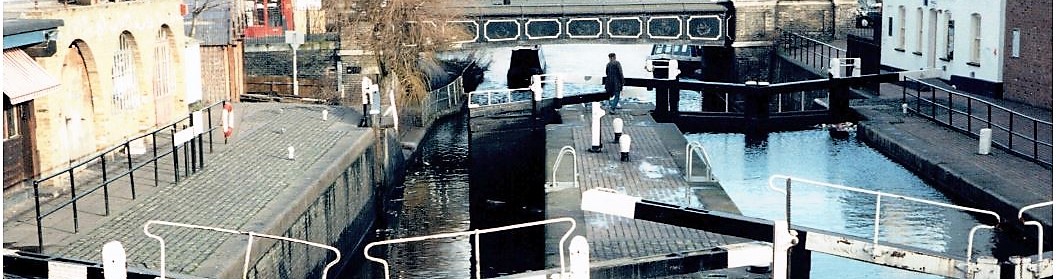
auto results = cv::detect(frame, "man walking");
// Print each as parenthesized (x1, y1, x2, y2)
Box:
(605, 53, 624, 114)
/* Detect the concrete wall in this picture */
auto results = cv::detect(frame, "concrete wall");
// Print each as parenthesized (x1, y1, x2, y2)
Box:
(15, 0, 191, 176)
(201, 126, 407, 278)
(880, 0, 1006, 85)
(1002, 0, 1052, 109)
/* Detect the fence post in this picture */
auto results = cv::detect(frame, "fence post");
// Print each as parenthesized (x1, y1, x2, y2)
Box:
(102, 155, 110, 215)
(69, 171, 79, 233)
(153, 133, 159, 187)
(126, 141, 136, 200)
(33, 180, 43, 251)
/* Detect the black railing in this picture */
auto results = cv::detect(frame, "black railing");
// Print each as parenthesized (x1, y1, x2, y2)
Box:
(902, 78, 1053, 167)
(777, 30, 846, 76)
(31, 100, 229, 251)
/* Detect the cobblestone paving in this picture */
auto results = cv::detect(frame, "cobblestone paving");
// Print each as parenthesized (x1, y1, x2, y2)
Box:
(561, 105, 733, 261)
(52, 103, 359, 274)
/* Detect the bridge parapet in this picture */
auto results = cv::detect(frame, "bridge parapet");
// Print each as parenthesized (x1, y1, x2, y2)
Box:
(438, 1, 733, 46)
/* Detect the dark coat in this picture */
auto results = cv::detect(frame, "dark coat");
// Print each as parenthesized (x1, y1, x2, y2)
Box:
(605, 60, 624, 92)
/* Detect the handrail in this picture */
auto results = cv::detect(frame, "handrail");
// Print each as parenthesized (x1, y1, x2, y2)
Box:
(1017, 201, 1052, 262)
(551, 146, 578, 188)
(364, 217, 578, 279)
(143, 220, 341, 279)
(767, 175, 1001, 275)
(31, 100, 228, 251)
(901, 77, 1053, 167)
(684, 142, 713, 183)
(781, 30, 846, 52)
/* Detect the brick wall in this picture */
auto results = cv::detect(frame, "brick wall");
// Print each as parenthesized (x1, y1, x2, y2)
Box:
(775, 0, 838, 40)
(20, 0, 191, 177)
(200, 46, 232, 104)
(1003, 0, 1052, 109)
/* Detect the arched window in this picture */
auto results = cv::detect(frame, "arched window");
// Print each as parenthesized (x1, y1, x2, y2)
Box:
(113, 32, 139, 109)
(153, 27, 175, 98)
(897, 6, 906, 49)
(970, 13, 981, 64)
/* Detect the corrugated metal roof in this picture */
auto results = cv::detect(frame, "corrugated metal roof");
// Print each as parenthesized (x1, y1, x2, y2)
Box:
(2, 48, 59, 104)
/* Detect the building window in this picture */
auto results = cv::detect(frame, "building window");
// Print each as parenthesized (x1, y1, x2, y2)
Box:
(4, 105, 20, 139)
(888, 17, 893, 37)
(970, 13, 981, 64)
(915, 8, 923, 54)
(896, 6, 906, 50)
(1011, 28, 1021, 58)
(113, 33, 139, 110)
(154, 28, 175, 97)
(946, 19, 955, 60)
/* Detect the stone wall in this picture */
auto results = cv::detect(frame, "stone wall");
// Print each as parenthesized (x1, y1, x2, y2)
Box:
(1003, 0, 1053, 109)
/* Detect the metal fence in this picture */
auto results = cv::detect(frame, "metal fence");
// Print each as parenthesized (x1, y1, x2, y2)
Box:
(901, 78, 1053, 167)
(30, 100, 229, 251)
(415, 77, 466, 127)
(777, 30, 846, 76)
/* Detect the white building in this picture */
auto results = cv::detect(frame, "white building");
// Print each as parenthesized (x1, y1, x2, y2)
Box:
(880, 0, 1005, 96)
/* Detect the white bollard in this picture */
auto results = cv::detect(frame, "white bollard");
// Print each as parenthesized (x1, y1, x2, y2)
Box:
(619, 134, 632, 162)
(322, 109, 328, 121)
(589, 103, 605, 152)
(569, 235, 590, 279)
(102, 241, 127, 279)
(978, 128, 992, 155)
(287, 146, 295, 160)
(773, 220, 798, 279)
(555, 75, 565, 99)
(901, 103, 909, 114)
(612, 118, 624, 143)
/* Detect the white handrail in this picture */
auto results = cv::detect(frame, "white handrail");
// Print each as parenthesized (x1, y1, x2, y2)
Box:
(551, 146, 578, 188)
(363, 217, 578, 279)
(1018, 201, 1052, 263)
(766, 175, 1002, 274)
(143, 220, 342, 279)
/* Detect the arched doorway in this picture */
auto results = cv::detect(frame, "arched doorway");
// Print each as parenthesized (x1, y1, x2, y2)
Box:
(58, 40, 100, 164)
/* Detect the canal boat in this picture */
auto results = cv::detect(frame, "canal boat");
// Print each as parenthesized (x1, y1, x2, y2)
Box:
(646, 44, 702, 78)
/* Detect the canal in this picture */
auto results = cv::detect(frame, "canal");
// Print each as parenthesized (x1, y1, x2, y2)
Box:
(362, 44, 1033, 278)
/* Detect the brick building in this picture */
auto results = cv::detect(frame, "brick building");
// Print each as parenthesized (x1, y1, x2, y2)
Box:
(3, 19, 64, 189)
(184, 0, 247, 104)
(1002, 0, 1052, 109)
(4, 0, 192, 186)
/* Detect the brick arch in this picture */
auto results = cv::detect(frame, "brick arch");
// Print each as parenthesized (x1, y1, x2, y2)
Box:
(57, 39, 101, 163)
(152, 25, 178, 125)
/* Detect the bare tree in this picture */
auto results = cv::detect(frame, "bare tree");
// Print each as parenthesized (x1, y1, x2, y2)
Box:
(187, 0, 227, 37)
(334, 0, 469, 107)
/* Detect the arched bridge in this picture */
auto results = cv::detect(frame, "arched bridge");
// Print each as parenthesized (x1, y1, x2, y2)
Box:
(442, 1, 733, 46)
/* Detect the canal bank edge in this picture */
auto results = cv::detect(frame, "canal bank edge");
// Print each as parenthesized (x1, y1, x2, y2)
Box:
(853, 105, 1053, 242)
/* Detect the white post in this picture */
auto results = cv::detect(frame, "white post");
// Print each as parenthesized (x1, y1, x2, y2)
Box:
(555, 75, 565, 99)
(978, 128, 992, 155)
(337, 60, 344, 98)
(287, 146, 295, 160)
(569, 235, 590, 279)
(322, 109, 328, 121)
(902, 103, 909, 114)
(292, 45, 299, 96)
(619, 134, 631, 162)
(589, 102, 605, 152)
(773, 220, 798, 279)
(102, 241, 127, 279)
(612, 117, 624, 143)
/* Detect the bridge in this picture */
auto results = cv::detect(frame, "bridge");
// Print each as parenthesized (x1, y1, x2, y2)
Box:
(443, 1, 733, 46)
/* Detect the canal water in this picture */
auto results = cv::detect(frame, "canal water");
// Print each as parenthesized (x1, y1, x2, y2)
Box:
(364, 44, 1034, 278)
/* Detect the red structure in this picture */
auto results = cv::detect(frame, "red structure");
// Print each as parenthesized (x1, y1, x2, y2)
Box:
(244, 0, 294, 38)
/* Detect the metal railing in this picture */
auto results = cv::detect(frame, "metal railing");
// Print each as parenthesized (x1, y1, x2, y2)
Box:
(901, 77, 1053, 167)
(684, 142, 714, 183)
(30, 100, 228, 251)
(414, 76, 466, 127)
(550, 146, 578, 188)
(364, 217, 578, 279)
(777, 30, 847, 75)
(143, 220, 341, 279)
(767, 175, 1002, 274)
(1017, 201, 1052, 263)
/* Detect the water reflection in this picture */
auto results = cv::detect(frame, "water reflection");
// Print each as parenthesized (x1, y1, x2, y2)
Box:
(687, 130, 1033, 278)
